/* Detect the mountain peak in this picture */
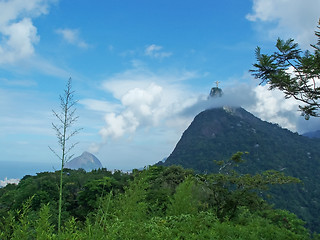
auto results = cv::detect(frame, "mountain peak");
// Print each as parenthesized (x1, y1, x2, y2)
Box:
(163, 106, 316, 174)
(65, 152, 103, 171)
(81, 151, 95, 160)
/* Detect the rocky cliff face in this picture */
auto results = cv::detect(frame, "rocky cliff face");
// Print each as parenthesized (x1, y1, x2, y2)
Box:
(65, 152, 103, 171)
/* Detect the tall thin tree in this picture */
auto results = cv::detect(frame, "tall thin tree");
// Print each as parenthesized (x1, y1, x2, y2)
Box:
(49, 78, 81, 234)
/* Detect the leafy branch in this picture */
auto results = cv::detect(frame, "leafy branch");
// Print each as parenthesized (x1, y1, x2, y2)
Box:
(250, 19, 320, 119)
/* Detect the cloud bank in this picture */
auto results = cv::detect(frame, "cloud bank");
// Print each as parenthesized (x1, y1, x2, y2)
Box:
(81, 66, 319, 157)
(179, 83, 305, 133)
(247, 0, 320, 48)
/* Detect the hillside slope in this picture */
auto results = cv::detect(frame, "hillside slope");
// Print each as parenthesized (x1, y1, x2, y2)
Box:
(161, 107, 320, 231)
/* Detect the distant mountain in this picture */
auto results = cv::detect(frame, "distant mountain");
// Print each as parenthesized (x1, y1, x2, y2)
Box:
(160, 106, 320, 232)
(303, 130, 320, 139)
(65, 152, 103, 171)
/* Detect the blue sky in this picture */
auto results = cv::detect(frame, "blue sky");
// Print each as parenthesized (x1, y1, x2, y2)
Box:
(1, 0, 320, 176)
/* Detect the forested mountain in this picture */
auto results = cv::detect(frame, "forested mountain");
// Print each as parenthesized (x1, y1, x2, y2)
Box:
(160, 106, 320, 231)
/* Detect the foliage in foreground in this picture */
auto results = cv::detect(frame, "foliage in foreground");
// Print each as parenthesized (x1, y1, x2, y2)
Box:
(251, 19, 320, 119)
(0, 155, 318, 239)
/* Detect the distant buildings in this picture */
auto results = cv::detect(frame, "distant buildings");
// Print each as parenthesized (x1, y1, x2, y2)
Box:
(0, 177, 20, 187)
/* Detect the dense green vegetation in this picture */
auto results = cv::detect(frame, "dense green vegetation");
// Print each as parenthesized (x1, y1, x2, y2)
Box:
(0, 155, 318, 239)
(162, 107, 320, 232)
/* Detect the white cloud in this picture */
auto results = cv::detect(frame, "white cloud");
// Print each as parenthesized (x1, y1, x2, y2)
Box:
(79, 99, 122, 112)
(247, 0, 320, 48)
(0, 0, 57, 64)
(0, 18, 39, 63)
(95, 68, 200, 143)
(55, 28, 89, 48)
(99, 81, 197, 141)
(145, 44, 172, 59)
(0, 0, 53, 24)
(247, 85, 300, 131)
(100, 112, 139, 139)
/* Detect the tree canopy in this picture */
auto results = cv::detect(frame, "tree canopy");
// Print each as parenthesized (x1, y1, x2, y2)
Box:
(1, 163, 316, 239)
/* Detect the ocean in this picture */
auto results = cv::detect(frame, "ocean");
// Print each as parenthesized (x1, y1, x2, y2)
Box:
(0, 160, 60, 181)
